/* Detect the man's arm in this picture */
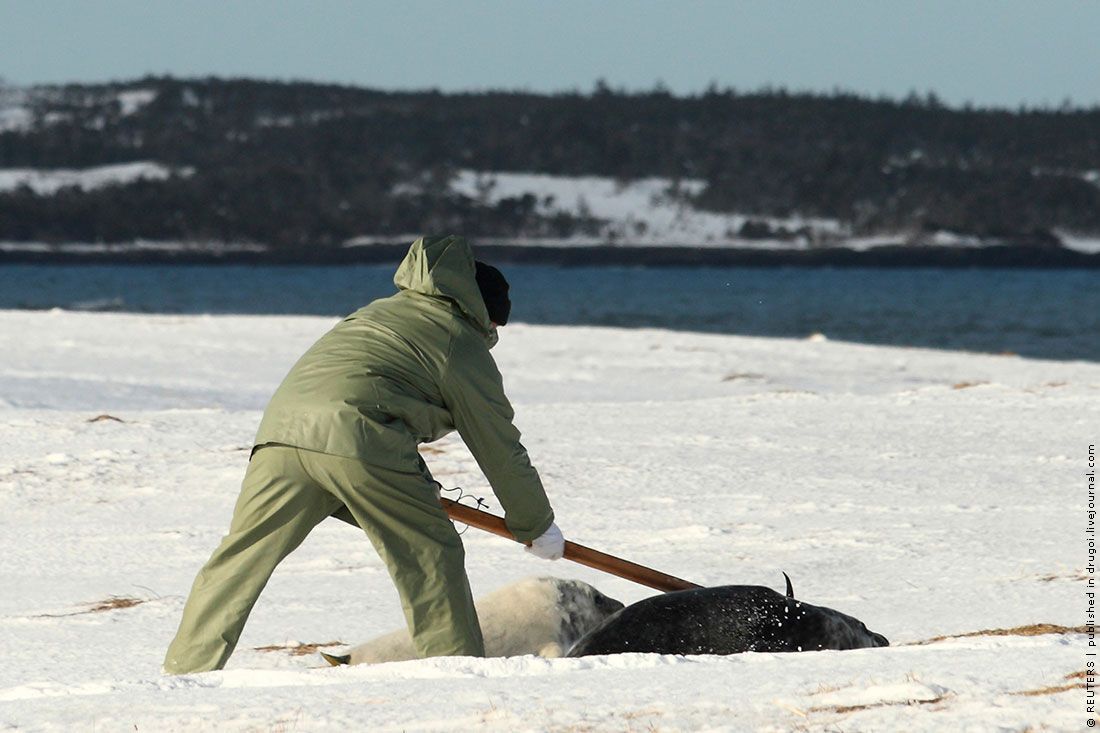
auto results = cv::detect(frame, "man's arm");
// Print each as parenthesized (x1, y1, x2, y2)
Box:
(441, 333, 554, 543)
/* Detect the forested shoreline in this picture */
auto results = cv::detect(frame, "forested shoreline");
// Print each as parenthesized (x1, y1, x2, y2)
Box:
(2, 77, 1098, 263)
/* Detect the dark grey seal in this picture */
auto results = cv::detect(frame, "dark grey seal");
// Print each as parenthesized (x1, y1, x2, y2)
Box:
(566, 574, 888, 657)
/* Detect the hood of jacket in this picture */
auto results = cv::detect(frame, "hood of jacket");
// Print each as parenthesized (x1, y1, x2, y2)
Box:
(393, 235, 497, 343)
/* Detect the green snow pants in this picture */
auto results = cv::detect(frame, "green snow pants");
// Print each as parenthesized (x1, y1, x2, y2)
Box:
(163, 444, 484, 674)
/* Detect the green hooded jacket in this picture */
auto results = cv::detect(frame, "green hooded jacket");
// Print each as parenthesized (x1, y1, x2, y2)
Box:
(254, 235, 554, 542)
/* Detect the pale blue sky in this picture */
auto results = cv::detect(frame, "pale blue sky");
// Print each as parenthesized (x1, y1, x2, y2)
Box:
(2, 0, 1098, 108)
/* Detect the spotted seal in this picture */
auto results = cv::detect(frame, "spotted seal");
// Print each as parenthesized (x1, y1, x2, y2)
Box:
(323, 576, 624, 665)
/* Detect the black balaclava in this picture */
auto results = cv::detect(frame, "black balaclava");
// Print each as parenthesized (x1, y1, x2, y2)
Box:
(474, 261, 511, 326)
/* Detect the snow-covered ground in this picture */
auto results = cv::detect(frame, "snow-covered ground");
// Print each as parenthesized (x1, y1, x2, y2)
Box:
(359, 169, 1100, 252)
(0, 310, 1094, 731)
(1057, 231, 1100, 255)
(449, 170, 843, 248)
(0, 86, 158, 133)
(366, 169, 848, 249)
(0, 162, 190, 195)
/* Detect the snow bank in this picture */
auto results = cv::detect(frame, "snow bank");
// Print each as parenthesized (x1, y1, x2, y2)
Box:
(1057, 230, 1100, 254)
(0, 105, 33, 133)
(115, 89, 157, 116)
(0, 87, 34, 133)
(380, 169, 844, 249)
(0, 311, 1094, 730)
(0, 161, 191, 195)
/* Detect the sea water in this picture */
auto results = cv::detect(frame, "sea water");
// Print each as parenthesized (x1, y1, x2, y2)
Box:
(0, 264, 1091, 361)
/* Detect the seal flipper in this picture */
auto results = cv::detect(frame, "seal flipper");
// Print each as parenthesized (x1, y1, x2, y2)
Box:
(782, 572, 794, 599)
(321, 652, 351, 666)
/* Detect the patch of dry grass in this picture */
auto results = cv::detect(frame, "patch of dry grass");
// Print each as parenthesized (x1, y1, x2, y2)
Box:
(1012, 670, 1092, 697)
(254, 640, 346, 656)
(87, 597, 145, 612)
(952, 381, 988, 390)
(811, 694, 950, 715)
(910, 623, 1089, 645)
(1012, 682, 1082, 697)
(721, 372, 765, 382)
(620, 707, 663, 720)
(87, 414, 124, 423)
(36, 596, 148, 618)
(1036, 570, 1089, 582)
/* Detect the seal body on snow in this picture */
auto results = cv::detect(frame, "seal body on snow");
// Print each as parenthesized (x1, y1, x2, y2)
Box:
(324, 577, 624, 665)
(566, 576, 888, 657)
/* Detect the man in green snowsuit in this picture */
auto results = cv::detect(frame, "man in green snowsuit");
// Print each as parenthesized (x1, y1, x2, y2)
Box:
(164, 235, 564, 674)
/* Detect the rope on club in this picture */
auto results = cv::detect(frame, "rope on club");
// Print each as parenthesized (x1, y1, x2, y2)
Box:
(433, 481, 488, 535)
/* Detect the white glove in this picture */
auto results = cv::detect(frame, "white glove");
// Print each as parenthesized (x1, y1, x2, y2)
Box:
(525, 522, 565, 561)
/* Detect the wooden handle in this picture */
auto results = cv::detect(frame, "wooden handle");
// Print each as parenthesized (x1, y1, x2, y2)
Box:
(441, 498, 701, 593)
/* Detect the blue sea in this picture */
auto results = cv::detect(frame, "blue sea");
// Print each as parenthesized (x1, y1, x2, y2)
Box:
(1, 264, 1093, 361)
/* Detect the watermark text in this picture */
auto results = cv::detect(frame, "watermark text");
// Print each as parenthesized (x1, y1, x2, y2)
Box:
(1087, 443, 1096, 726)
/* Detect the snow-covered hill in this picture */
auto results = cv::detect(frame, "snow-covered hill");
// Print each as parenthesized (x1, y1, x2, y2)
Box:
(355, 169, 1100, 253)
(389, 169, 846, 249)
(0, 311, 1093, 730)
